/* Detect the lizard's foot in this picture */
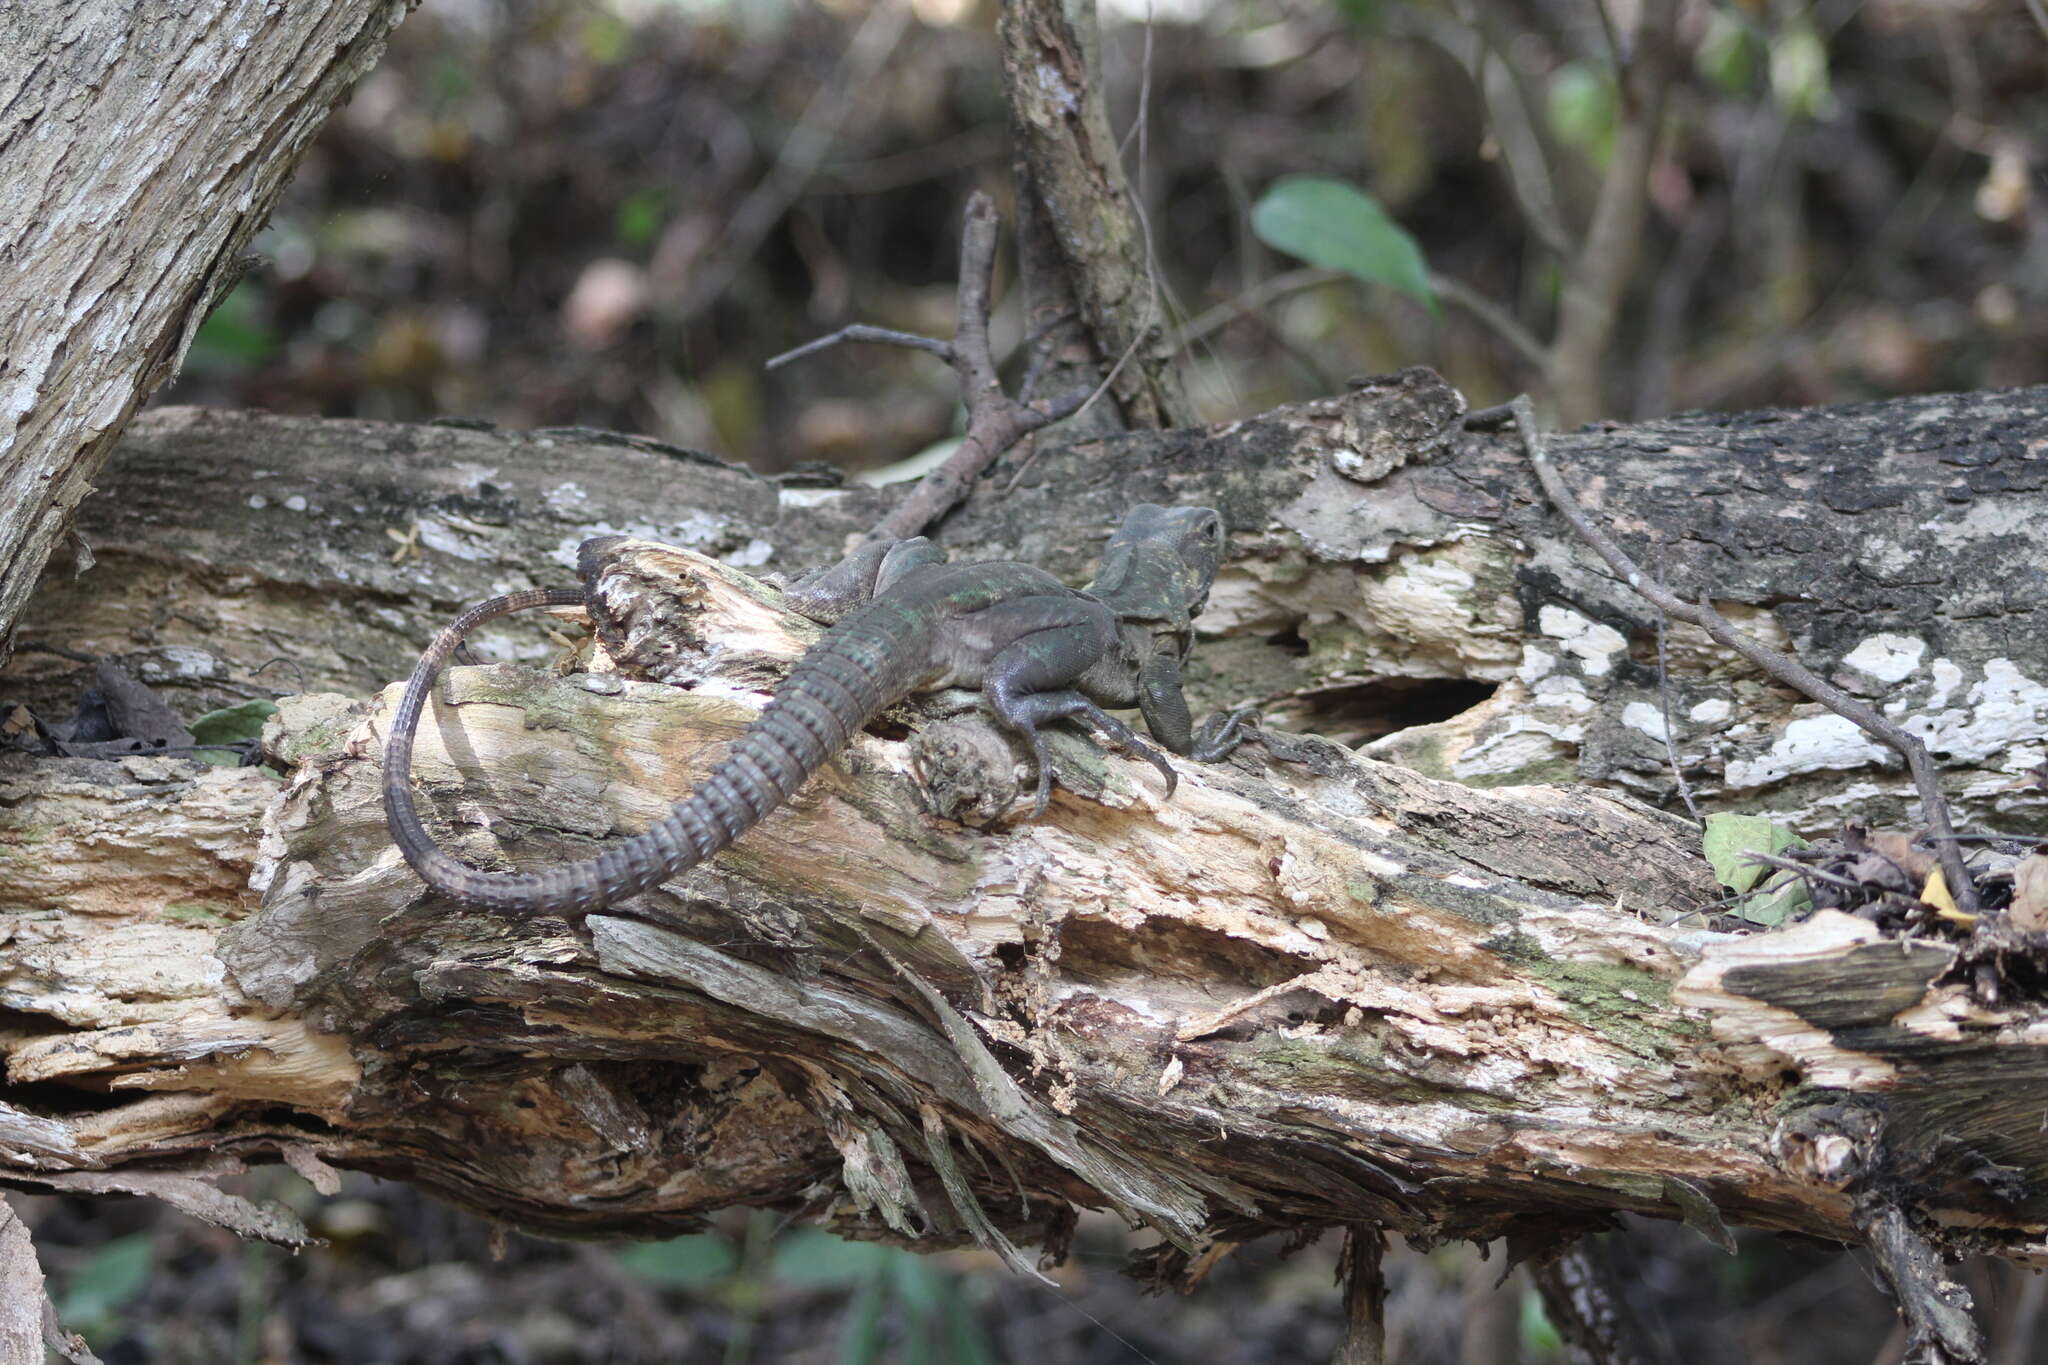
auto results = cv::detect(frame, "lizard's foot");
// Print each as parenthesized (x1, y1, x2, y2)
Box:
(996, 689, 1178, 816)
(1189, 706, 1260, 762)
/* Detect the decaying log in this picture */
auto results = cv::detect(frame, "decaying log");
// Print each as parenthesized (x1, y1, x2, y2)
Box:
(12, 374, 2044, 837)
(5, 376, 2048, 1291)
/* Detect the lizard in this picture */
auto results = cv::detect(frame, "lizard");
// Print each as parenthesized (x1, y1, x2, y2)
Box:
(382, 503, 1249, 916)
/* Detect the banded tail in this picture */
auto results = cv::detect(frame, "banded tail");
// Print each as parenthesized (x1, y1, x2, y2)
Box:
(383, 589, 909, 915)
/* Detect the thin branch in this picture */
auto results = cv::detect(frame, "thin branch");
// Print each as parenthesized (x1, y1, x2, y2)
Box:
(1508, 395, 1977, 910)
(1427, 272, 1552, 375)
(1528, 1239, 1673, 1365)
(1548, 0, 1680, 423)
(1655, 614, 1701, 824)
(1859, 1201, 1989, 1365)
(1172, 267, 1549, 382)
(1333, 1225, 1388, 1365)
(1591, 0, 1631, 108)
(774, 195, 1084, 544)
(764, 325, 953, 372)
(1741, 852, 1869, 896)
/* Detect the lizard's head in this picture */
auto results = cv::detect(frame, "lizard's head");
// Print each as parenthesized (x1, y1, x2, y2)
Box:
(1090, 503, 1228, 624)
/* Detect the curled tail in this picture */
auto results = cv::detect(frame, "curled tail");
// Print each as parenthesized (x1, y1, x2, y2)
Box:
(384, 590, 902, 915)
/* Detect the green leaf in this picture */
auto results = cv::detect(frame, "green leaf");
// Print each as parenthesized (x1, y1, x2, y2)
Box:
(941, 1290, 998, 1365)
(1330, 0, 1381, 30)
(1250, 177, 1435, 311)
(616, 188, 670, 251)
(188, 698, 279, 766)
(189, 700, 278, 746)
(770, 1229, 889, 1288)
(1769, 23, 1835, 120)
(1701, 813, 1808, 894)
(1519, 1287, 1563, 1356)
(835, 1272, 890, 1365)
(57, 1234, 154, 1337)
(1697, 10, 1760, 94)
(1547, 61, 1617, 166)
(887, 1250, 945, 1317)
(615, 1234, 737, 1287)
(1734, 873, 1813, 928)
(186, 283, 275, 375)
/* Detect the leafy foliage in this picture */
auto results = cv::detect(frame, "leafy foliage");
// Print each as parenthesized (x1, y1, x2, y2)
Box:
(1250, 176, 1436, 312)
(57, 1233, 155, 1343)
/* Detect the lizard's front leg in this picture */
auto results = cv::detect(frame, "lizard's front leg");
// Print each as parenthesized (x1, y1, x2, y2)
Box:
(970, 597, 1178, 815)
(1138, 652, 1256, 761)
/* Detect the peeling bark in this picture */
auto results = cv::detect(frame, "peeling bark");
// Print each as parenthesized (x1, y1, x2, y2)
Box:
(4, 378, 2048, 1287)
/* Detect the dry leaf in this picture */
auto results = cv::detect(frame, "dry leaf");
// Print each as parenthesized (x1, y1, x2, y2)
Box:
(2010, 853, 2048, 934)
(1870, 831, 1936, 882)
(1921, 867, 1975, 924)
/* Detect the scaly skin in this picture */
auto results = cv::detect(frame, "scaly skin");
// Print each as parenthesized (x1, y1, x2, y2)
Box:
(383, 506, 1239, 915)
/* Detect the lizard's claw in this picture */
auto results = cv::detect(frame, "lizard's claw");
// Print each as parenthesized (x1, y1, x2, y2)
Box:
(1086, 711, 1178, 799)
(1019, 704, 1178, 817)
(1190, 706, 1259, 762)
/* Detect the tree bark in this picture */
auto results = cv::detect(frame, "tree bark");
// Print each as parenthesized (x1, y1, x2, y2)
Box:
(4, 377, 2048, 1282)
(0, 0, 419, 657)
(996, 0, 1194, 430)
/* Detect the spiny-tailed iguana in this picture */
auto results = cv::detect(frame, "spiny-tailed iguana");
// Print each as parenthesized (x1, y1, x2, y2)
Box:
(383, 504, 1247, 915)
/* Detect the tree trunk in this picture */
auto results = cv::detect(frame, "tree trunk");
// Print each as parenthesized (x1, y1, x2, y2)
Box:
(4, 376, 2047, 1283)
(0, 0, 419, 657)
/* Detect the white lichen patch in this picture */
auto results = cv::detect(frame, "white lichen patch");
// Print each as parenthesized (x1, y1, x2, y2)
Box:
(1689, 698, 1732, 725)
(1903, 658, 2048, 763)
(723, 538, 774, 568)
(1926, 657, 1965, 709)
(543, 481, 590, 514)
(1621, 702, 1668, 742)
(1517, 646, 1558, 684)
(776, 486, 847, 509)
(1537, 605, 1626, 677)
(416, 515, 507, 562)
(1452, 724, 1576, 780)
(1722, 713, 1890, 789)
(1532, 674, 1595, 714)
(1841, 633, 1925, 683)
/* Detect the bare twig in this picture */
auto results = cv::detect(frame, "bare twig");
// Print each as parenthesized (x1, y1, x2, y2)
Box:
(1741, 852, 1868, 896)
(1549, 0, 1680, 424)
(1428, 272, 1551, 375)
(773, 195, 1088, 543)
(1508, 395, 1977, 910)
(764, 324, 954, 372)
(1173, 267, 1549, 381)
(1528, 1239, 1672, 1365)
(1860, 1202, 1988, 1365)
(1655, 614, 1702, 823)
(1334, 1225, 1388, 1365)
(2026, 0, 2048, 40)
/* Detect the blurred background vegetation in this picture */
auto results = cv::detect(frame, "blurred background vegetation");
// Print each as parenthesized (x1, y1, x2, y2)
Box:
(43, 0, 2045, 1359)
(160, 0, 2044, 475)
